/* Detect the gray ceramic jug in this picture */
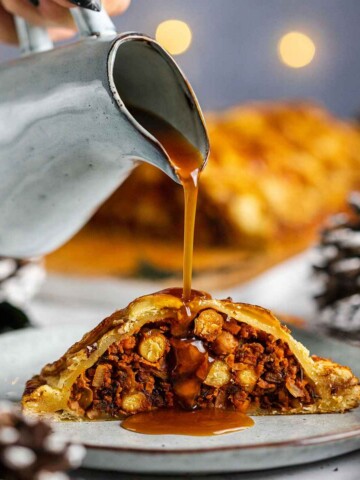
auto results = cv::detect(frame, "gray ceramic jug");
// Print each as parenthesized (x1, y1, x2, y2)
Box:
(0, 9, 209, 258)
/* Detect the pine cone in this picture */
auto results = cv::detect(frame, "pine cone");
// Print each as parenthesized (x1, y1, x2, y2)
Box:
(313, 192, 360, 335)
(0, 402, 85, 480)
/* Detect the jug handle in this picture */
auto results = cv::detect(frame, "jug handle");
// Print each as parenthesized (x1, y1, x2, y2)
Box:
(14, 8, 117, 56)
(14, 16, 53, 56)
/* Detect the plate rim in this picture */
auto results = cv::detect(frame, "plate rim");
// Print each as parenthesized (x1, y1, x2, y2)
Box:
(76, 418, 360, 454)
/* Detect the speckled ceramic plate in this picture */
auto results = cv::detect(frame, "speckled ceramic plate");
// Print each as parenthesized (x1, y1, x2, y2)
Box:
(0, 323, 359, 473)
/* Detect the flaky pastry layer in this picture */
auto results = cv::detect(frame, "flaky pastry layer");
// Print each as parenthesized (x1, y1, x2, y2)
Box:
(22, 290, 360, 420)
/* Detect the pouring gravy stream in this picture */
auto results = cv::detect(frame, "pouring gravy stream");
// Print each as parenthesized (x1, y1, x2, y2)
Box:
(123, 108, 254, 435)
(128, 107, 201, 300)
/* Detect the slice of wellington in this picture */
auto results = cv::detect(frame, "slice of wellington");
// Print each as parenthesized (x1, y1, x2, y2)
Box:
(22, 289, 360, 420)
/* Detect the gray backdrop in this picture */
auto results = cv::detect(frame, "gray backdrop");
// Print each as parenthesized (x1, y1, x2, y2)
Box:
(1, 0, 360, 117)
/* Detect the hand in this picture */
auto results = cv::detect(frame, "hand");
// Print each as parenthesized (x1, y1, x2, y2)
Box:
(0, 0, 131, 44)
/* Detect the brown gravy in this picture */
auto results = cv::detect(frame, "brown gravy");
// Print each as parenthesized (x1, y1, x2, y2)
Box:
(125, 109, 254, 436)
(122, 408, 254, 436)
(128, 108, 202, 301)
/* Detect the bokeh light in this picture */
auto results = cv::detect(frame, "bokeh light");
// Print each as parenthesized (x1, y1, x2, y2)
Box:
(278, 31, 316, 68)
(156, 20, 192, 55)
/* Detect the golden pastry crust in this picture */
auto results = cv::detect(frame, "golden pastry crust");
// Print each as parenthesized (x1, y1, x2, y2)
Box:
(22, 290, 360, 420)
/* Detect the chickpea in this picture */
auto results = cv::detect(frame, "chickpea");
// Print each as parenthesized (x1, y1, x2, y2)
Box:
(138, 331, 167, 362)
(213, 331, 238, 355)
(194, 309, 223, 341)
(204, 360, 231, 388)
(234, 366, 258, 391)
(122, 392, 148, 413)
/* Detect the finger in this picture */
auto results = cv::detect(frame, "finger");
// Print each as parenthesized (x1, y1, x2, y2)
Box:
(37, 0, 74, 28)
(0, 5, 17, 43)
(1, 0, 47, 26)
(52, 0, 77, 7)
(2, 0, 74, 28)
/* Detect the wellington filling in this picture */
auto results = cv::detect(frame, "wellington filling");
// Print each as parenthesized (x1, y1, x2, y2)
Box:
(68, 308, 317, 418)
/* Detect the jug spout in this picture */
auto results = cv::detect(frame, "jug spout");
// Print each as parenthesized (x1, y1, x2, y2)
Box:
(108, 32, 210, 182)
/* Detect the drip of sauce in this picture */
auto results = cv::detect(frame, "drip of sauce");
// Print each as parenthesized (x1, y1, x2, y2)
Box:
(122, 409, 254, 436)
(160, 287, 211, 301)
(170, 338, 209, 408)
(128, 108, 203, 301)
(160, 287, 211, 337)
(124, 109, 254, 436)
